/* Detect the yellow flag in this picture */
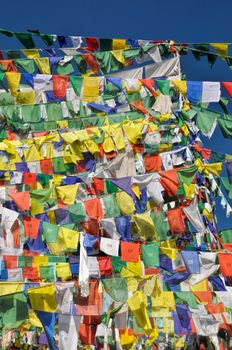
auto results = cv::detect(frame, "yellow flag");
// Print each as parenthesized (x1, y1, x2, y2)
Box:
(172, 80, 187, 95)
(121, 260, 143, 279)
(102, 136, 115, 153)
(24, 309, 42, 328)
(116, 191, 135, 216)
(123, 121, 141, 144)
(16, 91, 35, 104)
(184, 183, 195, 200)
(181, 124, 189, 136)
(112, 126, 125, 150)
(120, 329, 137, 347)
(56, 183, 79, 204)
(133, 212, 156, 240)
(127, 290, 152, 335)
(202, 208, 213, 220)
(28, 284, 57, 312)
(159, 144, 172, 153)
(146, 323, 159, 344)
(56, 263, 72, 280)
(47, 227, 79, 255)
(53, 175, 63, 186)
(160, 240, 177, 260)
(24, 144, 42, 162)
(57, 120, 68, 129)
(30, 199, 44, 216)
(196, 159, 222, 176)
(205, 162, 222, 176)
(176, 335, 186, 348)
(190, 279, 208, 292)
(23, 49, 40, 59)
(111, 50, 126, 65)
(132, 184, 140, 199)
(34, 57, 51, 74)
(112, 39, 126, 51)
(33, 256, 49, 267)
(226, 154, 232, 161)
(210, 43, 228, 60)
(151, 291, 176, 311)
(0, 283, 22, 296)
(163, 318, 174, 334)
(60, 227, 79, 249)
(82, 77, 100, 102)
(84, 139, 100, 155)
(5, 72, 21, 96)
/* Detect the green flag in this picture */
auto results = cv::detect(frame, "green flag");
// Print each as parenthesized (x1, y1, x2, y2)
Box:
(101, 277, 128, 303)
(14, 32, 36, 49)
(226, 56, 232, 70)
(15, 59, 35, 74)
(30, 188, 53, 204)
(196, 109, 219, 137)
(74, 55, 87, 74)
(102, 194, 121, 218)
(70, 76, 83, 96)
(0, 292, 28, 329)
(7, 50, 21, 59)
(46, 103, 63, 121)
(218, 114, 232, 139)
(68, 203, 86, 223)
(156, 80, 170, 95)
(220, 177, 232, 199)
(40, 265, 56, 281)
(0, 29, 14, 37)
(141, 243, 160, 268)
(99, 38, 112, 51)
(175, 291, 198, 309)
(150, 210, 169, 241)
(40, 33, 54, 46)
(220, 228, 232, 243)
(207, 53, 217, 68)
(56, 62, 74, 75)
(42, 221, 59, 243)
(177, 164, 198, 185)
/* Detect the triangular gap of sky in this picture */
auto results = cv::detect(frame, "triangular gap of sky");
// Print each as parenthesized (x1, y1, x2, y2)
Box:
(0, 0, 231, 228)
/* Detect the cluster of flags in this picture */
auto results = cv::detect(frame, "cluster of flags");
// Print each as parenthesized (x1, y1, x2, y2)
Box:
(0, 28, 231, 350)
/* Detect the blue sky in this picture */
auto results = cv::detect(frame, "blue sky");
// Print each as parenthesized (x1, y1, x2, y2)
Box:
(0, 0, 232, 228)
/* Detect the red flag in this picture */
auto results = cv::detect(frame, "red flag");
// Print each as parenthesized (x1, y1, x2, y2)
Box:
(3, 255, 18, 268)
(121, 241, 140, 263)
(144, 154, 162, 172)
(23, 215, 40, 239)
(86, 37, 99, 52)
(222, 82, 232, 98)
(166, 208, 185, 235)
(52, 75, 69, 98)
(81, 53, 99, 74)
(0, 59, 17, 72)
(84, 198, 104, 220)
(40, 159, 53, 174)
(9, 191, 30, 211)
(130, 100, 148, 114)
(23, 267, 39, 280)
(140, 79, 158, 97)
(98, 256, 113, 275)
(24, 172, 37, 185)
(218, 253, 232, 276)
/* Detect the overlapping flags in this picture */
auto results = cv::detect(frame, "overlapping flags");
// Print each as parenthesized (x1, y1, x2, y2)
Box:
(0, 29, 232, 350)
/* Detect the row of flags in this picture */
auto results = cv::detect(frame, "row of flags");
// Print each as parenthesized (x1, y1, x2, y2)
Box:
(0, 29, 231, 349)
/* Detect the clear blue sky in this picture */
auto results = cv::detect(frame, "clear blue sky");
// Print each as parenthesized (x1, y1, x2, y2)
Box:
(0, 0, 232, 228)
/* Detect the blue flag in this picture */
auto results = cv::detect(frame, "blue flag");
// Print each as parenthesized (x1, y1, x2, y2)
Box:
(36, 311, 57, 350)
(181, 251, 200, 274)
